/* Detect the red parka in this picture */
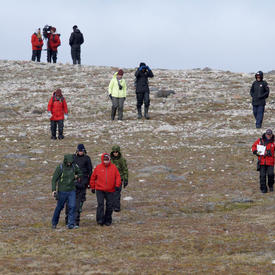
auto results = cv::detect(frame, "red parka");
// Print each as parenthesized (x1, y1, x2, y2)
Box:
(252, 134, 275, 166)
(31, 33, 43, 50)
(89, 153, 121, 192)
(48, 33, 61, 51)
(47, 93, 68, 121)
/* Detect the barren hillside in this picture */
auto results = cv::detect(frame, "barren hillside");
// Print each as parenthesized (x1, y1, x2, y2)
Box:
(0, 60, 274, 274)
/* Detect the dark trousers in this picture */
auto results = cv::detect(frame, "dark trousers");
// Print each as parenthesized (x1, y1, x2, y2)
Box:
(52, 191, 76, 227)
(96, 190, 114, 225)
(113, 184, 122, 211)
(111, 97, 125, 120)
(50, 120, 64, 138)
(31, 50, 42, 62)
(136, 92, 150, 108)
(71, 47, 81, 64)
(259, 165, 274, 192)
(253, 105, 265, 128)
(47, 49, 57, 63)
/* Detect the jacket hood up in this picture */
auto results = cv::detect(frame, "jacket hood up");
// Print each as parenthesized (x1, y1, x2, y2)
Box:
(63, 154, 74, 166)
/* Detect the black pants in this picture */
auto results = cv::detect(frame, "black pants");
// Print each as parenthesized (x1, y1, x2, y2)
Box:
(136, 92, 150, 108)
(96, 190, 114, 225)
(259, 165, 274, 192)
(113, 184, 122, 211)
(31, 50, 42, 62)
(47, 49, 57, 63)
(50, 120, 64, 138)
(71, 47, 81, 64)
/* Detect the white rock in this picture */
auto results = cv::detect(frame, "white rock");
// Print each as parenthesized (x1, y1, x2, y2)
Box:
(123, 196, 133, 201)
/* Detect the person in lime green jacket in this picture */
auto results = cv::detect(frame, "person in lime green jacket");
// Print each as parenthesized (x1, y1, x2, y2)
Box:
(108, 69, 127, 120)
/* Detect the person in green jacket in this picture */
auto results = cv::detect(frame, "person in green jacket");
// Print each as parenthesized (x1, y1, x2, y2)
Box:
(51, 154, 82, 229)
(110, 145, 128, 212)
(108, 69, 127, 120)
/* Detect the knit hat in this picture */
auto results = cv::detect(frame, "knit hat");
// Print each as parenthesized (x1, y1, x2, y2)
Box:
(51, 27, 56, 32)
(117, 69, 124, 76)
(266, 129, 273, 135)
(77, 144, 85, 152)
(55, 89, 62, 97)
(139, 62, 146, 67)
(73, 25, 78, 30)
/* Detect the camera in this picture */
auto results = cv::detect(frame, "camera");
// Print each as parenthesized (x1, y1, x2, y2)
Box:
(42, 25, 52, 39)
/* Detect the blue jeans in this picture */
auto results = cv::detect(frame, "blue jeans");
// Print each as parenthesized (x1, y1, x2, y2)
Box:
(253, 105, 265, 128)
(52, 191, 76, 227)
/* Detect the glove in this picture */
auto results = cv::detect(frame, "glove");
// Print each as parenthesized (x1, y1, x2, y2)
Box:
(109, 94, 113, 100)
(91, 189, 95, 194)
(253, 150, 258, 156)
(146, 66, 151, 71)
(139, 66, 146, 71)
(123, 97, 126, 101)
(115, 186, 120, 192)
(64, 114, 68, 119)
(123, 180, 128, 188)
(48, 112, 51, 118)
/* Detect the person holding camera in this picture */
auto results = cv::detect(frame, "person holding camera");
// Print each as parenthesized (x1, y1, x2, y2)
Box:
(47, 89, 68, 140)
(135, 62, 154, 119)
(44, 26, 61, 63)
(89, 153, 121, 226)
(51, 154, 82, 229)
(31, 28, 43, 62)
(108, 69, 127, 120)
(69, 25, 84, 65)
(110, 145, 128, 212)
(252, 129, 275, 193)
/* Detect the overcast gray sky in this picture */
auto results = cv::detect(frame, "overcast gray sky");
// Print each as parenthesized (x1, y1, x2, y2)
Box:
(1, 0, 275, 72)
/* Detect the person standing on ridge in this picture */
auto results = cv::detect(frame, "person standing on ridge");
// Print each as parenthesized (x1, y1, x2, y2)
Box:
(45, 27, 61, 63)
(69, 25, 84, 65)
(31, 28, 43, 62)
(250, 71, 269, 128)
(135, 62, 154, 119)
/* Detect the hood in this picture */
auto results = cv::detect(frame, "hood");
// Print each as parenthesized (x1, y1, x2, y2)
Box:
(139, 62, 146, 67)
(111, 145, 122, 160)
(112, 145, 121, 152)
(112, 72, 118, 79)
(101, 153, 111, 165)
(63, 154, 74, 166)
(255, 71, 263, 81)
(262, 133, 274, 143)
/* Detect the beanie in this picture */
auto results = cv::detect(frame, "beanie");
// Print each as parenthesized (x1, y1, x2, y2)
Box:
(117, 69, 124, 76)
(77, 144, 85, 152)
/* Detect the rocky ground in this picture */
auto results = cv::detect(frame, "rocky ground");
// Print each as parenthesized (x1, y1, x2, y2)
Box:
(0, 60, 274, 274)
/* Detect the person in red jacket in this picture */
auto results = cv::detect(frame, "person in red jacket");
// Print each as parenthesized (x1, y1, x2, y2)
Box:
(46, 27, 61, 63)
(252, 129, 275, 193)
(47, 89, 68, 140)
(90, 153, 121, 226)
(31, 29, 43, 62)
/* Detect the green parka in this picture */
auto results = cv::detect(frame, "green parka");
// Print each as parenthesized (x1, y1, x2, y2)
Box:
(52, 154, 82, 192)
(110, 145, 128, 182)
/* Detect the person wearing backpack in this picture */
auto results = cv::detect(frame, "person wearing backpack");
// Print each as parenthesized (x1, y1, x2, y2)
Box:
(51, 154, 82, 229)
(89, 153, 121, 226)
(108, 69, 127, 120)
(252, 129, 275, 193)
(135, 62, 154, 119)
(65, 144, 93, 228)
(110, 145, 128, 212)
(47, 89, 68, 140)
(31, 28, 43, 62)
(69, 25, 84, 65)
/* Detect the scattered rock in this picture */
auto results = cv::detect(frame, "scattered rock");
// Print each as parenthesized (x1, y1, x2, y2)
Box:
(165, 174, 186, 181)
(138, 165, 173, 174)
(155, 90, 175, 98)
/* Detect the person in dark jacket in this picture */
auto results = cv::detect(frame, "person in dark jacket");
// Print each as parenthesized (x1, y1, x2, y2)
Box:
(65, 144, 93, 227)
(69, 25, 84, 65)
(110, 145, 128, 212)
(51, 154, 82, 229)
(135, 62, 154, 119)
(252, 129, 274, 193)
(90, 153, 121, 226)
(31, 28, 43, 62)
(250, 71, 270, 128)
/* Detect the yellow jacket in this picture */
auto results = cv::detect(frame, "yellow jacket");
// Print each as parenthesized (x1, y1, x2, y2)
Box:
(108, 72, 127, 98)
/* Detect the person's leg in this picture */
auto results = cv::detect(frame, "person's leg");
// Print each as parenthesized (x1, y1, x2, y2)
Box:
(71, 47, 76, 64)
(52, 51, 57, 63)
(256, 105, 265, 128)
(75, 189, 82, 226)
(136, 93, 144, 119)
(144, 92, 151, 119)
(52, 191, 68, 227)
(47, 49, 51, 63)
(57, 120, 64, 139)
(77, 48, 81, 65)
(267, 165, 274, 191)
(96, 190, 105, 225)
(111, 97, 119, 120)
(65, 202, 68, 225)
(113, 184, 122, 212)
(118, 98, 125, 120)
(259, 165, 268, 193)
(51, 120, 57, 139)
(104, 192, 114, 225)
(31, 50, 36, 61)
(67, 190, 76, 228)
(37, 50, 41, 62)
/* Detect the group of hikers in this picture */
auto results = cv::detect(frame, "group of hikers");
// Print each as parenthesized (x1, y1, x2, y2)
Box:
(31, 25, 84, 64)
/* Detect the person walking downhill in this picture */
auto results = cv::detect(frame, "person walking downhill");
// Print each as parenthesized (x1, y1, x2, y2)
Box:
(51, 154, 82, 229)
(31, 28, 43, 62)
(89, 153, 121, 226)
(69, 25, 84, 65)
(108, 69, 127, 120)
(135, 62, 154, 119)
(110, 145, 128, 212)
(252, 129, 275, 193)
(47, 89, 68, 140)
(250, 71, 270, 129)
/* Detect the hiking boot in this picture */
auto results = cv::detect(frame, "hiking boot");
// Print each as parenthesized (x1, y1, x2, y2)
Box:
(74, 225, 79, 229)
(137, 107, 142, 119)
(52, 224, 56, 229)
(114, 208, 121, 212)
(97, 222, 104, 226)
(261, 189, 268, 194)
(58, 135, 64, 139)
(144, 106, 150, 120)
(51, 136, 57, 140)
(104, 222, 111, 226)
(269, 187, 274, 192)
(68, 225, 74, 229)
